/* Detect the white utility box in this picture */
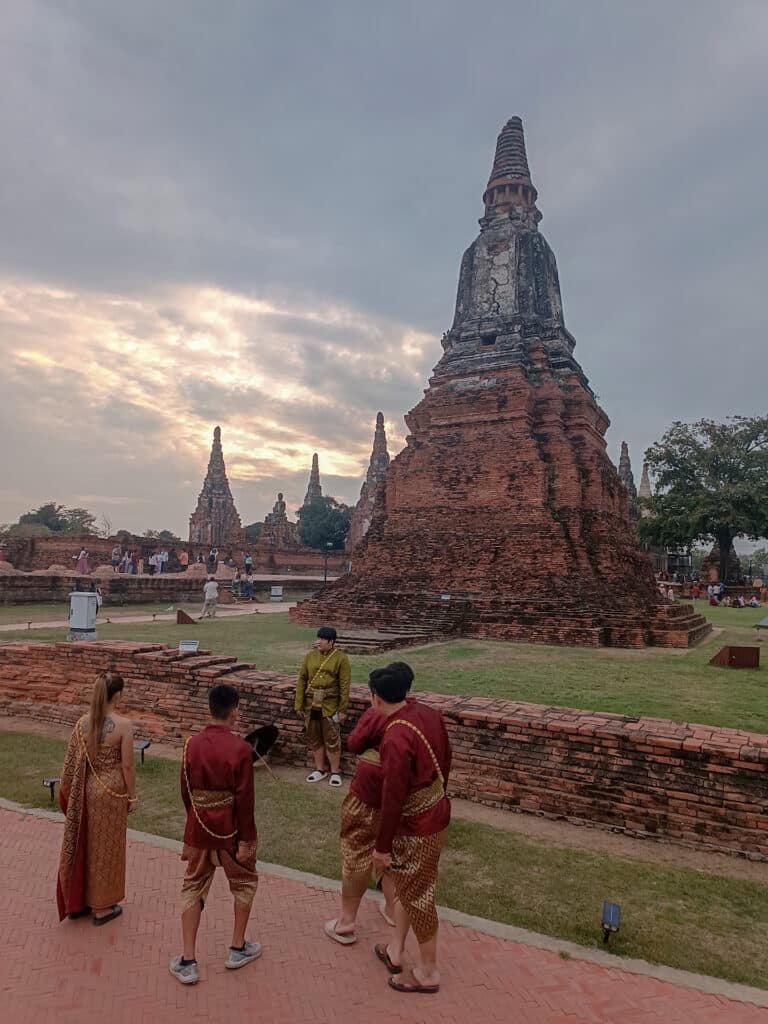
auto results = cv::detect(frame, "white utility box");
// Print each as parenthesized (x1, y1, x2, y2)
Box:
(270, 586, 284, 602)
(68, 591, 99, 641)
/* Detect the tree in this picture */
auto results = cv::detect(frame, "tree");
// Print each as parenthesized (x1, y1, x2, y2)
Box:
(61, 507, 98, 535)
(296, 496, 351, 550)
(143, 528, 181, 542)
(638, 416, 768, 582)
(244, 522, 263, 543)
(17, 501, 97, 535)
(19, 502, 67, 532)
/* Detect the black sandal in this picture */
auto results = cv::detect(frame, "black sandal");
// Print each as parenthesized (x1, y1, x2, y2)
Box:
(68, 906, 92, 919)
(93, 905, 123, 926)
(374, 943, 403, 975)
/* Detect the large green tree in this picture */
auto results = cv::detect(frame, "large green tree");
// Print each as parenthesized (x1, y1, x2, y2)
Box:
(17, 502, 97, 535)
(639, 416, 768, 582)
(296, 496, 351, 550)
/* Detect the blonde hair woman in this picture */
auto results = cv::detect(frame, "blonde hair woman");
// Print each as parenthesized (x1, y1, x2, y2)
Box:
(56, 671, 138, 924)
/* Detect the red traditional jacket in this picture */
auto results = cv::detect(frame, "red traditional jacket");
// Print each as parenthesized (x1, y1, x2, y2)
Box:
(376, 701, 452, 854)
(181, 723, 256, 850)
(347, 706, 388, 808)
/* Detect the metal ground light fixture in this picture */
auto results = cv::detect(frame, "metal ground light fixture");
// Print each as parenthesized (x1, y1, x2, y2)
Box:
(602, 901, 621, 943)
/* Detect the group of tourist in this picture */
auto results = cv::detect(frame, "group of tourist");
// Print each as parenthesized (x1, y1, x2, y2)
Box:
(55, 625, 450, 994)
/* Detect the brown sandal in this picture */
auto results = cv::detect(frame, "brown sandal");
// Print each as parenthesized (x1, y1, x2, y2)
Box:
(373, 943, 402, 975)
(388, 968, 440, 994)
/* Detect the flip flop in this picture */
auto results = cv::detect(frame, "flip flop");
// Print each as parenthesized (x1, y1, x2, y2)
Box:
(373, 943, 403, 975)
(329, 773, 343, 787)
(388, 968, 440, 994)
(68, 906, 92, 920)
(306, 770, 328, 783)
(378, 902, 396, 927)
(93, 905, 123, 926)
(324, 918, 356, 945)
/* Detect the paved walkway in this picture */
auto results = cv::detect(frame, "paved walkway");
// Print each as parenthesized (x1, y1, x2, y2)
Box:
(1, 808, 765, 1024)
(0, 603, 296, 633)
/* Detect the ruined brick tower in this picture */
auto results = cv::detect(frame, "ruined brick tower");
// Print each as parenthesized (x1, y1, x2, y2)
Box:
(303, 453, 322, 505)
(618, 442, 639, 523)
(347, 412, 391, 553)
(293, 118, 709, 647)
(188, 426, 245, 548)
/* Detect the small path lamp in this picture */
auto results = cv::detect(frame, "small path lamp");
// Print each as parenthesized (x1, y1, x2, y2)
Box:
(602, 901, 621, 943)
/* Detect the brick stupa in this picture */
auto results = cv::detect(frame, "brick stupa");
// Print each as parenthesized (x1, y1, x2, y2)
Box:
(188, 426, 245, 548)
(293, 118, 709, 647)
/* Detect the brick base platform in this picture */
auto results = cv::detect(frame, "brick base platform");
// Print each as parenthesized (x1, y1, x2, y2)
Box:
(1, 808, 765, 1024)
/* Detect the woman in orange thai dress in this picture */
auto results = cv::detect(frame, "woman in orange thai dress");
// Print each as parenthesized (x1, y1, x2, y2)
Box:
(57, 671, 138, 925)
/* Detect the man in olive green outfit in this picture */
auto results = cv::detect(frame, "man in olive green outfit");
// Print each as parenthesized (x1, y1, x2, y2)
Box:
(295, 626, 351, 788)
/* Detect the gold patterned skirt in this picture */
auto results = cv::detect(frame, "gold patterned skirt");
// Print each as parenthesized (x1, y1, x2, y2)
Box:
(57, 722, 128, 918)
(339, 793, 380, 900)
(84, 752, 128, 911)
(389, 831, 446, 943)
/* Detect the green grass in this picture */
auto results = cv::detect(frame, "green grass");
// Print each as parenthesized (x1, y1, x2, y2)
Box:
(1, 602, 766, 732)
(0, 602, 202, 624)
(3, 729, 767, 989)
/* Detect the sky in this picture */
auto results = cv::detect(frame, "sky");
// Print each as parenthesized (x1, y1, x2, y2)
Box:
(1, 1, 766, 537)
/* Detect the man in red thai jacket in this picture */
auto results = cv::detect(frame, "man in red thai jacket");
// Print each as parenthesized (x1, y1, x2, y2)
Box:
(370, 665, 452, 995)
(169, 683, 260, 986)
(324, 663, 414, 945)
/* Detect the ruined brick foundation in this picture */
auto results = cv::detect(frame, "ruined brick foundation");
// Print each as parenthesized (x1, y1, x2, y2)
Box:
(0, 640, 765, 858)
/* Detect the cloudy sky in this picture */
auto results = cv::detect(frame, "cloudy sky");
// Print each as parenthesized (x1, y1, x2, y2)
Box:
(1, 1, 766, 536)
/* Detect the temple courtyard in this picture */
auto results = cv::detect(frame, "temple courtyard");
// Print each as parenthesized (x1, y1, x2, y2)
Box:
(1, 599, 766, 1019)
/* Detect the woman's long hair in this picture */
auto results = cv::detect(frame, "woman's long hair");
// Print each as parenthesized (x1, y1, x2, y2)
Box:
(87, 671, 124, 759)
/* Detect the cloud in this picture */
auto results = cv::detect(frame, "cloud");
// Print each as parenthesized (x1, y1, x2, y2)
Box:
(0, 281, 426, 530)
(0, 0, 766, 534)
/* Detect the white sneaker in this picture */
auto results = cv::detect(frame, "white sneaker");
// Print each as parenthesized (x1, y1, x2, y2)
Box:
(225, 940, 263, 970)
(169, 955, 200, 985)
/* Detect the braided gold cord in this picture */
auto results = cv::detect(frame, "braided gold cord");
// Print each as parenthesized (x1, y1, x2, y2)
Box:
(183, 737, 238, 840)
(76, 719, 130, 800)
(385, 718, 445, 786)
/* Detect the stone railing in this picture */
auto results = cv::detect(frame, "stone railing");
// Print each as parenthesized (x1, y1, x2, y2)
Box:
(0, 640, 766, 858)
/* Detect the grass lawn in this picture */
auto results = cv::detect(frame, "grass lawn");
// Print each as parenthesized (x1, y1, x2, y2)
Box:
(2, 729, 767, 989)
(0, 602, 203, 624)
(0, 602, 766, 732)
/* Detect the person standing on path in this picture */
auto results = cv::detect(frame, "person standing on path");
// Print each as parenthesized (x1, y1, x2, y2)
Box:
(170, 683, 260, 986)
(324, 662, 414, 946)
(294, 626, 351, 787)
(370, 664, 452, 995)
(56, 671, 138, 924)
(110, 545, 121, 573)
(200, 576, 218, 619)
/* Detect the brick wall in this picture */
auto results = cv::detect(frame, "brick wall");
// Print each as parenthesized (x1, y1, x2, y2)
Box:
(0, 640, 766, 858)
(0, 572, 323, 606)
(2, 533, 348, 577)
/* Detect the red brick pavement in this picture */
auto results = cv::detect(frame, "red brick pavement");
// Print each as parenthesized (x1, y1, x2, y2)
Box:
(0, 807, 765, 1024)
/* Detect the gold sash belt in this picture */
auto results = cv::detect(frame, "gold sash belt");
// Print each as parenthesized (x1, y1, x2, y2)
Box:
(359, 748, 381, 765)
(403, 777, 445, 816)
(191, 788, 234, 809)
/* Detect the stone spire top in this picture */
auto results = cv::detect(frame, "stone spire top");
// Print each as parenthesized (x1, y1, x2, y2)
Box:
(303, 452, 322, 505)
(188, 426, 244, 547)
(482, 116, 541, 225)
(346, 412, 391, 553)
(639, 462, 652, 500)
(618, 442, 639, 522)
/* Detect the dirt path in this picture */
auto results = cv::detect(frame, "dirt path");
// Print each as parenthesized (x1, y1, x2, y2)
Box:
(2, 715, 765, 885)
(0, 603, 296, 632)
